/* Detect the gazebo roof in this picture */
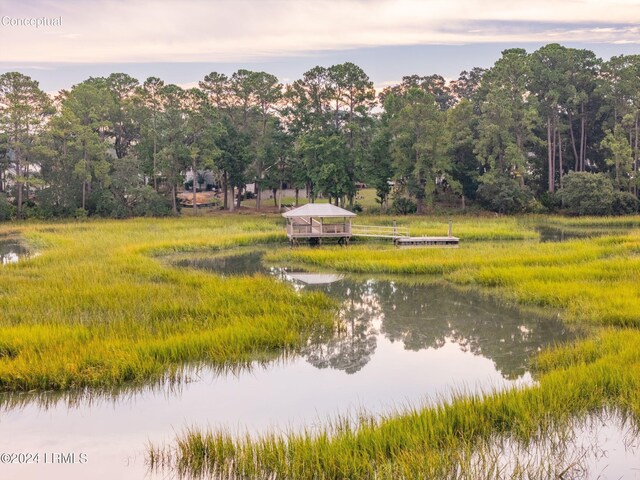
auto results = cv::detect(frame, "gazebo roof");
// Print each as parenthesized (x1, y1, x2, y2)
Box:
(282, 203, 357, 218)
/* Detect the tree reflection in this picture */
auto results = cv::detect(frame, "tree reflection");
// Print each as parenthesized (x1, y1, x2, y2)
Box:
(302, 281, 380, 374)
(172, 251, 572, 380)
(302, 278, 572, 379)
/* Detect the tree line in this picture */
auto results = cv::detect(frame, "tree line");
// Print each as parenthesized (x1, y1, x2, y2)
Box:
(1, 43, 640, 219)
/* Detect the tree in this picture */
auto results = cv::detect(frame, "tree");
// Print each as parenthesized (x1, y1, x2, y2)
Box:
(0, 72, 53, 217)
(182, 88, 223, 215)
(530, 45, 601, 192)
(602, 126, 634, 191)
(286, 63, 374, 206)
(133, 77, 165, 190)
(363, 118, 393, 211)
(104, 73, 139, 159)
(383, 74, 455, 111)
(156, 84, 190, 214)
(386, 87, 448, 213)
(451, 67, 486, 103)
(599, 55, 640, 195)
(446, 99, 482, 203)
(475, 49, 538, 185)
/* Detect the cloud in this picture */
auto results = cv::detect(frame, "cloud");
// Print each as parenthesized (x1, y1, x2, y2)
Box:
(1, 0, 640, 63)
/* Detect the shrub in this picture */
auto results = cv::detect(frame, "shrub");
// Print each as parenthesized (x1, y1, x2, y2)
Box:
(391, 197, 417, 215)
(74, 208, 88, 220)
(539, 191, 562, 213)
(131, 186, 173, 217)
(34, 189, 77, 218)
(612, 191, 639, 215)
(0, 194, 14, 221)
(476, 174, 536, 214)
(558, 172, 615, 216)
(90, 190, 128, 218)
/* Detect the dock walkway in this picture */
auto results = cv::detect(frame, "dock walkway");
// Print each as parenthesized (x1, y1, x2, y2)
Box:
(351, 224, 459, 246)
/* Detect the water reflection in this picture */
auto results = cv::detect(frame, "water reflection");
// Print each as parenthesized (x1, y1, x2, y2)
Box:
(303, 279, 569, 379)
(0, 237, 29, 264)
(472, 409, 640, 479)
(177, 251, 572, 380)
(537, 225, 632, 242)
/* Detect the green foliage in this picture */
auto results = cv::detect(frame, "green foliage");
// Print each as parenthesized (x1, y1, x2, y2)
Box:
(387, 88, 447, 213)
(0, 193, 14, 221)
(74, 208, 88, 220)
(131, 186, 174, 217)
(538, 191, 562, 212)
(476, 174, 536, 214)
(612, 191, 639, 215)
(602, 126, 634, 190)
(559, 172, 615, 216)
(2, 49, 640, 218)
(390, 196, 417, 215)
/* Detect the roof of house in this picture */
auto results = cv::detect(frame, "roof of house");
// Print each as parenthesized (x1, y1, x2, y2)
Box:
(282, 203, 357, 218)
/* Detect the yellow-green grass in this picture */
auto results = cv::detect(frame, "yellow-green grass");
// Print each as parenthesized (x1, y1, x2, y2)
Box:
(0, 217, 336, 391)
(353, 215, 539, 241)
(267, 232, 640, 327)
(150, 216, 640, 478)
(5, 213, 640, 478)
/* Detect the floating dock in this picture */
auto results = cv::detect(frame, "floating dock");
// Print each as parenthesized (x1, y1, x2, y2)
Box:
(394, 236, 459, 247)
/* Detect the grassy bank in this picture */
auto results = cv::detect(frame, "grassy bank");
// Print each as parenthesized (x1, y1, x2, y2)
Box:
(149, 215, 640, 478)
(0, 217, 335, 391)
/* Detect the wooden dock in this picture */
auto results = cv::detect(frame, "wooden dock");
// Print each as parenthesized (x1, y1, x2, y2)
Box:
(282, 205, 459, 247)
(352, 222, 459, 247)
(394, 236, 459, 247)
(351, 224, 410, 239)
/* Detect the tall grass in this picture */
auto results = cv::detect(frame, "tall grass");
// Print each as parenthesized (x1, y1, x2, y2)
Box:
(148, 215, 640, 478)
(267, 232, 640, 326)
(0, 217, 335, 391)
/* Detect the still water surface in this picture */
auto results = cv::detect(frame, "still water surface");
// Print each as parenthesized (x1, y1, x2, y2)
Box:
(0, 238, 29, 265)
(0, 249, 619, 480)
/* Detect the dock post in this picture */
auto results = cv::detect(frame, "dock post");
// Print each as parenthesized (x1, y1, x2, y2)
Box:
(448, 220, 452, 238)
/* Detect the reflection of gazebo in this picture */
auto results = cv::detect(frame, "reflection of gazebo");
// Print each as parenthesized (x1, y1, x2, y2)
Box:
(282, 204, 356, 245)
(285, 273, 344, 285)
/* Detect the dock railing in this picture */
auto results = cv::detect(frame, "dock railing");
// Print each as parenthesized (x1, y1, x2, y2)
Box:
(351, 224, 410, 238)
(287, 222, 351, 237)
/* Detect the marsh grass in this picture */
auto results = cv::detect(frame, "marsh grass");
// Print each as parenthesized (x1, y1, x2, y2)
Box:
(6, 213, 640, 478)
(0, 217, 336, 391)
(148, 215, 640, 479)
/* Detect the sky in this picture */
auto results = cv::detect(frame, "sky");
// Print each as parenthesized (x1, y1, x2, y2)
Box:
(1, 0, 639, 92)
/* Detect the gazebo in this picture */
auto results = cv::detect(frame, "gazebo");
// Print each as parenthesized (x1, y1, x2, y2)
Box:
(282, 203, 357, 245)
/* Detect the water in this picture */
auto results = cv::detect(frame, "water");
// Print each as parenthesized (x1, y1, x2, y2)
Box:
(472, 410, 640, 479)
(0, 237, 29, 265)
(537, 225, 633, 242)
(0, 250, 579, 479)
